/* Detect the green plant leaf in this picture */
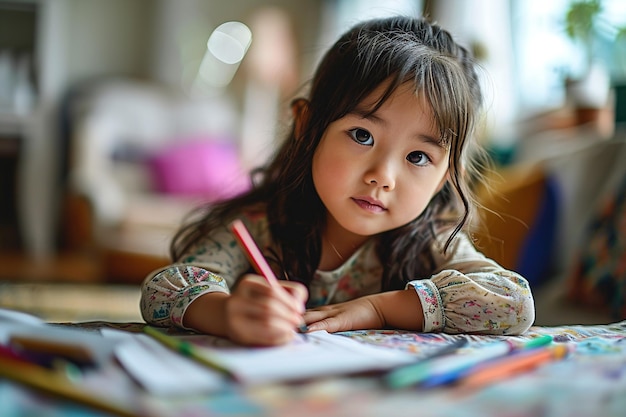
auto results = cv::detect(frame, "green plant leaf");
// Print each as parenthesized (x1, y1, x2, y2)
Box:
(565, 0, 602, 40)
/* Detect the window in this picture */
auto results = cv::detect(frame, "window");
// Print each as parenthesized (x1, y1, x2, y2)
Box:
(512, 0, 626, 114)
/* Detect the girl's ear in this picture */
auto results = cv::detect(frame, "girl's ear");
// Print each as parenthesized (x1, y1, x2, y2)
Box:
(291, 98, 310, 140)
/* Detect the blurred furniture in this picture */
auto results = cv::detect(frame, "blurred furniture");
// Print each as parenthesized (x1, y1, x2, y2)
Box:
(0, 2, 38, 253)
(61, 79, 249, 284)
(474, 136, 626, 325)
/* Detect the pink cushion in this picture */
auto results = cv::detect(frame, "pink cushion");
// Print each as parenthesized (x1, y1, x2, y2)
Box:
(148, 139, 250, 200)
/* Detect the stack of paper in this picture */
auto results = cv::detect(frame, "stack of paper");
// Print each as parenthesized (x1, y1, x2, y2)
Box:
(102, 329, 225, 395)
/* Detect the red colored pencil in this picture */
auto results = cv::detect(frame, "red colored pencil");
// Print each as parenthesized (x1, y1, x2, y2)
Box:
(230, 219, 281, 286)
(230, 219, 308, 335)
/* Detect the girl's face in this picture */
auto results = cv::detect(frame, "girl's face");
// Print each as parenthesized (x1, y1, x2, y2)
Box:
(312, 83, 450, 240)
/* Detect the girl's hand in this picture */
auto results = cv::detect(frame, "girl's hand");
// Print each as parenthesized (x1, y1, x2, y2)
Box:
(225, 274, 308, 346)
(303, 296, 385, 333)
(304, 290, 424, 333)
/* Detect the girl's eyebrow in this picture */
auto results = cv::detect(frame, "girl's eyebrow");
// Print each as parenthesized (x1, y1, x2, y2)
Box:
(349, 108, 446, 150)
(351, 107, 383, 123)
(420, 134, 448, 150)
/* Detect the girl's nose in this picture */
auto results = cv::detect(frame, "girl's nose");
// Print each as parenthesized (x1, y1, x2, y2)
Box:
(363, 158, 396, 190)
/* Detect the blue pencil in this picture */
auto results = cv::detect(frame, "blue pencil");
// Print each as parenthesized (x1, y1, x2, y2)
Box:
(420, 335, 554, 388)
(384, 337, 468, 389)
(385, 335, 553, 389)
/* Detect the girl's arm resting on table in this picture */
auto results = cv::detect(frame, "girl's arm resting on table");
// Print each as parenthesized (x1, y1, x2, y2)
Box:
(418, 232, 535, 335)
(141, 265, 309, 345)
(409, 268, 535, 335)
(304, 288, 424, 333)
(305, 232, 535, 336)
(304, 269, 533, 335)
(183, 291, 230, 336)
(140, 265, 230, 329)
(139, 216, 310, 345)
(184, 275, 308, 346)
(140, 218, 260, 330)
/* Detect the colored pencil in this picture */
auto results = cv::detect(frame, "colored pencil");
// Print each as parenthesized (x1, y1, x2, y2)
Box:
(0, 343, 35, 365)
(517, 334, 553, 349)
(143, 326, 236, 380)
(0, 355, 138, 417)
(384, 337, 468, 389)
(385, 335, 554, 389)
(458, 343, 569, 389)
(230, 219, 309, 335)
(419, 335, 554, 388)
(9, 335, 97, 368)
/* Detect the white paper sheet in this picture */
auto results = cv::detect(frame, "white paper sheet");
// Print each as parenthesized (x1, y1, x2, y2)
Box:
(102, 329, 225, 395)
(181, 330, 418, 385)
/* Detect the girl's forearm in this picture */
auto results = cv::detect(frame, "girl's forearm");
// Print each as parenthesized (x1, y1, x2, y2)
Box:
(371, 289, 424, 331)
(182, 292, 230, 337)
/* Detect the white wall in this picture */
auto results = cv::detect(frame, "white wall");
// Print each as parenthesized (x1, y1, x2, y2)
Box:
(64, 0, 154, 84)
(432, 0, 517, 149)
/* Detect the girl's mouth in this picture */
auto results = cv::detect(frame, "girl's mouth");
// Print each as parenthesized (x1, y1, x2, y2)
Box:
(351, 197, 387, 213)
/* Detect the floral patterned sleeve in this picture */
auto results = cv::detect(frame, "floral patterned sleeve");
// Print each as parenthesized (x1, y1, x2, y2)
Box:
(407, 232, 535, 335)
(140, 215, 267, 329)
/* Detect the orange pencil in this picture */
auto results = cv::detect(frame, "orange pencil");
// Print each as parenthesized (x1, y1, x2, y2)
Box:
(229, 219, 309, 335)
(459, 344, 569, 389)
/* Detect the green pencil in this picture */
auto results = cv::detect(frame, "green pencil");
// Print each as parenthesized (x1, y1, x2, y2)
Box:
(143, 326, 236, 380)
(519, 334, 553, 349)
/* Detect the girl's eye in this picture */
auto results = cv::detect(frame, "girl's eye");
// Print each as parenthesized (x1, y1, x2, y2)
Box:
(407, 151, 430, 166)
(348, 128, 374, 146)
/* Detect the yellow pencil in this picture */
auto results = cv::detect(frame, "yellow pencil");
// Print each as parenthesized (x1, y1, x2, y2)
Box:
(0, 355, 138, 417)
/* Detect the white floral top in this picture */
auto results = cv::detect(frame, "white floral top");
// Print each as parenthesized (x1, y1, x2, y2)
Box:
(140, 212, 535, 335)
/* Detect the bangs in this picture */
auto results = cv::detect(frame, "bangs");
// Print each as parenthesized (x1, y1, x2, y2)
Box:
(418, 55, 474, 148)
(351, 51, 473, 150)
(309, 18, 479, 155)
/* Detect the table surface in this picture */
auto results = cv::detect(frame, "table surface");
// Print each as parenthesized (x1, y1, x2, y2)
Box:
(2, 320, 626, 417)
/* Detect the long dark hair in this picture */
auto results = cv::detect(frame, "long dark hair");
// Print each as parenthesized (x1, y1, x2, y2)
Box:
(171, 15, 486, 291)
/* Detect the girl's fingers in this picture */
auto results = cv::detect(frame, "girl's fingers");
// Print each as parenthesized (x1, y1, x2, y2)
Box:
(302, 309, 329, 323)
(230, 307, 298, 346)
(279, 281, 309, 311)
(227, 275, 306, 345)
(304, 297, 386, 333)
(239, 293, 301, 327)
(240, 275, 305, 315)
(302, 309, 339, 332)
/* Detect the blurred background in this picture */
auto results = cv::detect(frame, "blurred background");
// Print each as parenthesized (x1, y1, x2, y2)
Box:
(0, 0, 624, 323)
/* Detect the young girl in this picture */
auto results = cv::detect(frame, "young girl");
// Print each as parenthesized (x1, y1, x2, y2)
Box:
(141, 15, 535, 346)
